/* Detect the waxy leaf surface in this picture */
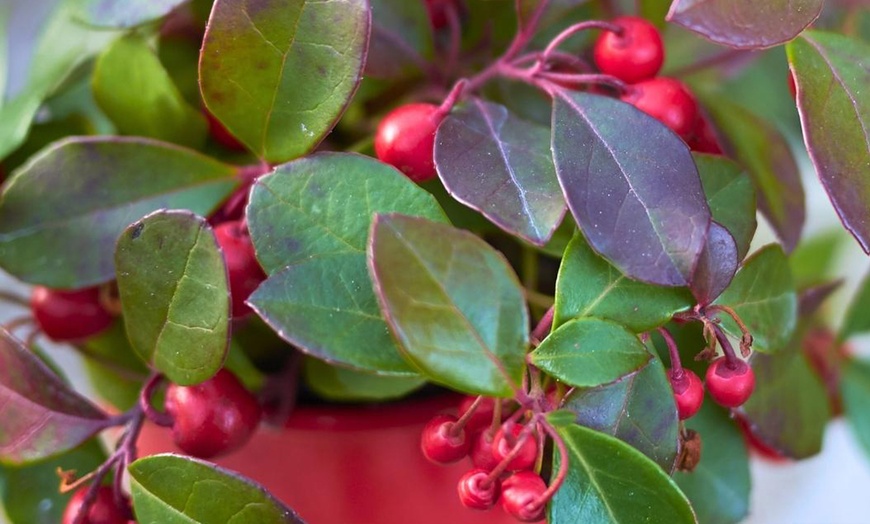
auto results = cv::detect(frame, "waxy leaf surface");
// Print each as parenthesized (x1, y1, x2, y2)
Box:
(551, 92, 710, 286)
(714, 245, 797, 353)
(129, 454, 305, 523)
(674, 403, 750, 524)
(435, 98, 565, 245)
(367, 0, 433, 78)
(667, 0, 822, 49)
(842, 359, 870, 459)
(247, 153, 447, 375)
(739, 352, 830, 459)
(549, 423, 696, 524)
(369, 214, 528, 397)
(561, 353, 679, 471)
(0, 137, 238, 288)
(554, 233, 693, 333)
(531, 318, 650, 388)
(116, 211, 230, 386)
(695, 153, 757, 261)
(76, 0, 188, 28)
(303, 357, 425, 402)
(0, 329, 108, 465)
(690, 221, 738, 306)
(788, 32, 870, 254)
(93, 34, 207, 148)
(200, 0, 369, 162)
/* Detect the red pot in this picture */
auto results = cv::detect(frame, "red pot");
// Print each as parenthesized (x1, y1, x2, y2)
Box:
(137, 395, 517, 524)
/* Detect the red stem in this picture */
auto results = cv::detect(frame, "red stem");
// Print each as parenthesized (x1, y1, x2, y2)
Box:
(532, 417, 569, 510)
(531, 306, 555, 344)
(482, 420, 537, 487)
(657, 327, 683, 377)
(139, 373, 173, 428)
(449, 395, 483, 437)
(536, 20, 622, 71)
(711, 323, 740, 368)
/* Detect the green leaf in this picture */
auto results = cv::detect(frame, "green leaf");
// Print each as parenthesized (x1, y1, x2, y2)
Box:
(199, 0, 369, 162)
(549, 424, 696, 524)
(76, 0, 188, 28)
(840, 270, 870, 341)
(531, 318, 650, 388)
(92, 34, 207, 148)
(695, 153, 757, 261)
(367, 0, 434, 78)
(789, 229, 845, 288)
(554, 233, 693, 333)
(674, 402, 750, 524)
(739, 351, 830, 459)
(561, 352, 679, 472)
(369, 214, 528, 397)
(79, 320, 150, 411)
(714, 245, 797, 353)
(303, 358, 426, 402)
(0, 137, 238, 288)
(0, 439, 106, 524)
(115, 210, 230, 386)
(247, 153, 448, 376)
(128, 454, 305, 523)
(842, 358, 870, 460)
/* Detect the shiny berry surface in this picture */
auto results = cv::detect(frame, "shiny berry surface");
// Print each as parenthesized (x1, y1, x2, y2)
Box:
(165, 369, 262, 459)
(420, 414, 470, 464)
(374, 103, 441, 183)
(31, 286, 113, 341)
(501, 471, 546, 522)
(593, 16, 664, 84)
(470, 430, 499, 471)
(621, 77, 699, 139)
(214, 221, 266, 318)
(492, 424, 538, 471)
(62, 486, 129, 524)
(457, 468, 499, 510)
(669, 369, 704, 420)
(706, 357, 756, 408)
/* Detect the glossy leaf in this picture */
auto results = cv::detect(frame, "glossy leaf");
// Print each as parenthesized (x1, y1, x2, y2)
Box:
(0, 329, 108, 465)
(367, 0, 433, 78)
(549, 423, 696, 524)
(695, 153, 757, 261)
(76, 0, 187, 28)
(92, 34, 208, 148)
(551, 91, 710, 287)
(674, 402, 750, 524)
(200, 0, 369, 162)
(561, 353, 679, 472)
(303, 357, 426, 402)
(788, 32, 870, 253)
(0, 137, 238, 288)
(554, 233, 693, 333)
(690, 221, 738, 306)
(531, 318, 650, 388)
(667, 0, 822, 49)
(247, 153, 447, 376)
(0, 439, 106, 524)
(739, 351, 830, 459)
(702, 97, 804, 253)
(842, 358, 870, 460)
(714, 245, 797, 353)
(369, 214, 528, 397)
(116, 211, 230, 386)
(435, 98, 565, 245)
(841, 271, 870, 341)
(129, 454, 305, 523)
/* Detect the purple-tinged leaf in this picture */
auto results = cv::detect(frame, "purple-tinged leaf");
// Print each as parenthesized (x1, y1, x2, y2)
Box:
(75, 0, 187, 28)
(367, 0, 433, 78)
(702, 97, 804, 253)
(551, 92, 710, 286)
(690, 221, 738, 306)
(787, 32, 870, 254)
(435, 99, 565, 245)
(666, 0, 822, 50)
(798, 280, 843, 318)
(0, 329, 108, 465)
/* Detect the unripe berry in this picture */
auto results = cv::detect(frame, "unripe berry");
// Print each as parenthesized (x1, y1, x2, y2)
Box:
(621, 77, 699, 140)
(457, 468, 499, 510)
(470, 430, 499, 471)
(420, 414, 470, 464)
(668, 369, 704, 420)
(501, 471, 546, 522)
(165, 369, 262, 459)
(62, 486, 129, 524)
(492, 423, 538, 471)
(374, 103, 442, 183)
(705, 357, 756, 408)
(31, 286, 113, 342)
(593, 16, 664, 84)
(213, 220, 266, 318)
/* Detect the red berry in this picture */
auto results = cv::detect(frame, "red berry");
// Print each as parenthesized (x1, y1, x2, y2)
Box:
(621, 77, 699, 140)
(62, 486, 129, 524)
(457, 396, 496, 433)
(593, 16, 664, 84)
(31, 286, 113, 342)
(374, 103, 442, 183)
(421, 414, 470, 464)
(492, 423, 538, 471)
(705, 357, 756, 408)
(470, 430, 499, 471)
(501, 471, 546, 522)
(687, 116, 724, 155)
(165, 369, 262, 459)
(668, 369, 704, 420)
(203, 108, 247, 152)
(457, 468, 500, 510)
(214, 221, 266, 318)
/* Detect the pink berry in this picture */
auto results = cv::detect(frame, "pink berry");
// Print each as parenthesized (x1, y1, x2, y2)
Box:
(593, 16, 664, 84)
(420, 414, 470, 464)
(31, 286, 113, 341)
(213, 220, 266, 318)
(706, 357, 756, 408)
(62, 486, 129, 524)
(470, 430, 499, 471)
(668, 369, 704, 420)
(501, 471, 547, 522)
(492, 423, 538, 471)
(621, 77, 699, 140)
(457, 468, 499, 510)
(374, 103, 442, 183)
